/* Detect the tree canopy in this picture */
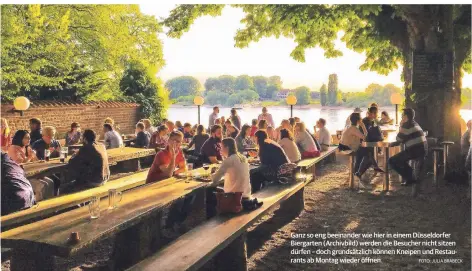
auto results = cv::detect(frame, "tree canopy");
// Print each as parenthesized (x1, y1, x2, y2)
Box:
(2, 4, 164, 102)
(165, 76, 202, 99)
(294, 86, 311, 105)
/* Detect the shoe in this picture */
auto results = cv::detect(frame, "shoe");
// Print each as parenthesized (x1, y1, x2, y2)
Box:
(355, 173, 366, 189)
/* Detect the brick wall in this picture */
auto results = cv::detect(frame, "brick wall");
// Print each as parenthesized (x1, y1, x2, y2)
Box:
(1, 101, 143, 139)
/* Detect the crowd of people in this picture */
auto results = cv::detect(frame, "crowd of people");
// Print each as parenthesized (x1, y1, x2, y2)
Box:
(1, 104, 471, 227)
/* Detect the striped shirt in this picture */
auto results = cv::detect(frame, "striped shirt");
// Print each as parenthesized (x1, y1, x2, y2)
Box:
(396, 121, 427, 151)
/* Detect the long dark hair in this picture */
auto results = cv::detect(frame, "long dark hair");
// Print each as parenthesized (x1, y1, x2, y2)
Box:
(12, 130, 29, 147)
(254, 130, 268, 145)
(222, 138, 245, 162)
(280, 129, 294, 141)
(196, 125, 205, 136)
(237, 124, 251, 139)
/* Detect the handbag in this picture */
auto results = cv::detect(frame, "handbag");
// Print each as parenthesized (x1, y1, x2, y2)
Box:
(216, 192, 243, 214)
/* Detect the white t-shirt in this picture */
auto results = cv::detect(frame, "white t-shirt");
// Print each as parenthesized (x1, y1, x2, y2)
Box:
(212, 154, 251, 198)
(316, 127, 332, 146)
(258, 113, 275, 128)
(278, 138, 301, 163)
(340, 126, 364, 151)
(104, 130, 123, 149)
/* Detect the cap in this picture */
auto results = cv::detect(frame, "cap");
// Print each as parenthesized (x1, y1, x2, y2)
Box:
(353, 107, 362, 113)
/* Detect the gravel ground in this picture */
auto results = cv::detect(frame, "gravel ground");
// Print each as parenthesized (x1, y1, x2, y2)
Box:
(2, 156, 470, 271)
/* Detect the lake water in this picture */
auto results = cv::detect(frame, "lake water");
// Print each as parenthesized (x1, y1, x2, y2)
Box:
(168, 105, 472, 133)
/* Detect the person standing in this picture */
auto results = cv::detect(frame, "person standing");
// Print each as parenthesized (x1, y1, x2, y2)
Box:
(103, 124, 123, 149)
(64, 122, 82, 146)
(389, 108, 428, 186)
(230, 108, 242, 130)
(209, 106, 220, 130)
(315, 118, 332, 152)
(258, 107, 275, 128)
(29, 118, 42, 144)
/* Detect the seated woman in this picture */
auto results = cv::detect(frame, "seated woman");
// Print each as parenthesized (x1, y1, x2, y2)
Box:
(379, 111, 394, 125)
(250, 130, 295, 193)
(267, 126, 277, 141)
(150, 125, 169, 149)
(294, 122, 319, 158)
(235, 124, 255, 153)
(141, 119, 156, 135)
(64, 122, 81, 146)
(175, 121, 184, 133)
(68, 130, 110, 190)
(211, 138, 251, 199)
(278, 129, 301, 163)
(224, 119, 239, 139)
(1, 153, 36, 215)
(8, 130, 37, 164)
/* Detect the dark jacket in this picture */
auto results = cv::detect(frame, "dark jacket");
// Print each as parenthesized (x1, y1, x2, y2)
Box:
(1, 153, 35, 215)
(259, 141, 290, 169)
(68, 142, 110, 186)
(135, 131, 151, 148)
(30, 129, 42, 145)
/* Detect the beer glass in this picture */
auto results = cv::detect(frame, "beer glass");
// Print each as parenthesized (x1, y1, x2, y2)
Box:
(108, 189, 123, 210)
(60, 147, 68, 163)
(187, 163, 194, 179)
(88, 196, 100, 219)
(44, 149, 51, 162)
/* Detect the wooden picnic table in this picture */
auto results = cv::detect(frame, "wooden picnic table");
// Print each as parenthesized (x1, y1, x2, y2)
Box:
(22, 147, 156, 179)
(1, 166, 217, 271)
(361, 131, 399, 192)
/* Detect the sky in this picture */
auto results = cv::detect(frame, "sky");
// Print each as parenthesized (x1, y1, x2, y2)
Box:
(140, 3, 472, 92)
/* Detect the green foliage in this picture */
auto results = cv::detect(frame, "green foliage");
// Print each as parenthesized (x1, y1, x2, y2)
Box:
(462, 87, 472, 108)
(227, 89, 259, 106)
(327, 74, 339, 105)
(165, 76, 202, 99)
(173, 95, 196, 105)
(252, 76, 269, 98)
(235, 75, 254, 91)
(205, 90, 230, 106)
(320, 84, 327, 106)
(120, 62, 168, 123)
(2, 4, 164, 102)
(217, 75, 236, 94)
(342, 83, 403, 107)
(294, 86, 311, 105)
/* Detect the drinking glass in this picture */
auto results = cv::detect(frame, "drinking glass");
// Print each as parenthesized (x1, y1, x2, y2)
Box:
(88, 196, 100, 219)
(120, 143, 125, 153)
(187, 163, 194, 178)
(108, 189, 123, 209)
(60, 147, 68, 163)
(44, 150, 50, 162)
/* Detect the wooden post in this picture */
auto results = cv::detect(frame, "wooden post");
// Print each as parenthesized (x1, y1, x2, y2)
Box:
(349, 155, 355, 190)
(10, 249, 55, 271)
(111, 211, 162, 270)
(215, 233, 248, 271)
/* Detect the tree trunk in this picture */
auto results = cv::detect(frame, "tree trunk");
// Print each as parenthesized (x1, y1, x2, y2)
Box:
(404, 6, 463, 173)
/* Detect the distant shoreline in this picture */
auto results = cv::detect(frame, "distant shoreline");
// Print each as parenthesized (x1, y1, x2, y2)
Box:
(169, 104, 396, 110)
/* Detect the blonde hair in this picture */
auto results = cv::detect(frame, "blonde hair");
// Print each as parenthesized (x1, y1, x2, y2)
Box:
(1, 118, 10, 136)
(295, 122, 306, 131)
(42, 126, 56, 138)
(141, 119, 152, 129)
(104, 117, 114, 125)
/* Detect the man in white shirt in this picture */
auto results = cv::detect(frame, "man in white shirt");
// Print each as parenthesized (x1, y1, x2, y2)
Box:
(257, 107, 275, 128)
(315, 118, 332, 151)
(208, 106, 219, 130)
(103, 124, 123, 149)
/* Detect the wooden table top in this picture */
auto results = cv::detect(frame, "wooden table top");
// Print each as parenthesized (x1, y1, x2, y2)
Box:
(22, 147, 156, 178)
(1, 166, 216, 257)
(361, 131, 399, 148)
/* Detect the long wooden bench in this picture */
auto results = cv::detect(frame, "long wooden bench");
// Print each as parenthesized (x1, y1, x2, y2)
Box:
(128, 148, 338, 271)
(296, 146, 337, 177)
(1, 170, 150, 229)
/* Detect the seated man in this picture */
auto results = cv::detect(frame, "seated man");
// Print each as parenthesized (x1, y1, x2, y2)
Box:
(133, 122, 151, 148)
(315, 118, 332, 152)
(182, 123, 193, 140)
(1, 153, 36, 215)
(146, 131, 187, 183)
(68, 130, 110, 189)
(29, 118, 42, 145)
(31, 126, 61, 160)
(200, 125, 223, 164)
(389, 108, 428, 186)
(146, 131, 192, 237)
(103, 123, 123, 149)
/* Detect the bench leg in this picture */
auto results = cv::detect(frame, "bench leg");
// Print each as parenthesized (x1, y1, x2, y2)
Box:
(348, 155, 355, 190)
(278, 187, 305, 216)
(111, 211, 162, 270)
(215, 233, 247, 271)
(10, 249, 54, 271)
